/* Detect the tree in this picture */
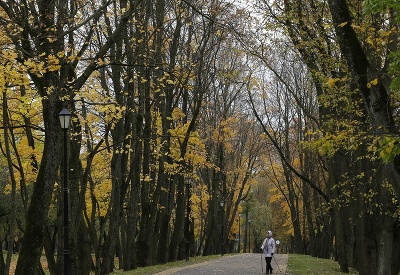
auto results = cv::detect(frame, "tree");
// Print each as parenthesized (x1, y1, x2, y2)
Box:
(0, 0, 138, 273)
(252, 0, 400, 273)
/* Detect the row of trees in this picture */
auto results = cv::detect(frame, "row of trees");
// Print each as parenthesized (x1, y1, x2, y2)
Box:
(0, 0, 271, 274)
(0, 0, 399, 274)
(249, 0, 400, 274)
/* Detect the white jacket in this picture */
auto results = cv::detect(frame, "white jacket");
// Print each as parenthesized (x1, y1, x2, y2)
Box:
(261, 236, 275, 257)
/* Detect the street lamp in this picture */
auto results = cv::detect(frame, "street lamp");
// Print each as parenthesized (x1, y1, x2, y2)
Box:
(219, 200, 225, 255)
(238, 213, 241, 253)
(59, 108, 71, 275)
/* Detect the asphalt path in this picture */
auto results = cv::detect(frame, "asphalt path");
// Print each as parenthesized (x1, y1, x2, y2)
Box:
(154, 253, 288, 275)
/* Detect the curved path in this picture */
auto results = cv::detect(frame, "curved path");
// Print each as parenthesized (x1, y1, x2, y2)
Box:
(155, 253, 288, 275)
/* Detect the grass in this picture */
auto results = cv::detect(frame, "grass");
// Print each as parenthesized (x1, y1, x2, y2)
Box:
(3, 252, 221, 275)
(287, 254, 358, 275)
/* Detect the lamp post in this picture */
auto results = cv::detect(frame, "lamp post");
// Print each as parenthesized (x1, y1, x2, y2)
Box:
(59, 108, 71, 275)
(238, 213, 241, 253)
(219, 200, 225, 255)
(248, 220, 251, 253)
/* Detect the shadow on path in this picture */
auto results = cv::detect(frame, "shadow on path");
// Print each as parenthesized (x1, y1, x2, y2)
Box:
(155, 253, 288, 275)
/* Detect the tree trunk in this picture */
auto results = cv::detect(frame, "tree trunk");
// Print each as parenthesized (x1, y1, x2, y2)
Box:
(43, 227, 57, 274)
(391, 221, 400, 274)
(327, 1, 400, 273)
(122, 112, 141, 270)
(2, 93, 18, 275)
(169, 176, 186, 260)
(100, 152, 122, 274)
(15, 95, 63, 275)
(0, 248, 4, 275)
(327, 151, 349, 272)
(202, 199, 218, 256)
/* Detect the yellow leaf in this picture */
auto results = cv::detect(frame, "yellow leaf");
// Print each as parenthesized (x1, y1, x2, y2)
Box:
(367, 78, 378, 88)
(338, 22, 348, 27)
(171, 107, 185, 120)
(326, 78, 338, 88)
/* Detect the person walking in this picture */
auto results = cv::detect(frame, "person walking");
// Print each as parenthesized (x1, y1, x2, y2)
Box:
(261, 230, 275, 274)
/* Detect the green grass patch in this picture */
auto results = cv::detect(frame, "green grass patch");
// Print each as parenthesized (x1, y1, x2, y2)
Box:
(110, 255, 223, 275)
(4, 252, 221, 275)
(287, 254, 358, 275)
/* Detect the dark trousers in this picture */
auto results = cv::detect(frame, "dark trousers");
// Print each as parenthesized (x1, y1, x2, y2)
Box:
(265, 256, 273, 274)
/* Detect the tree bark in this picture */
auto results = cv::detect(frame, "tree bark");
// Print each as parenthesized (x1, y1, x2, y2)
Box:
(15, 93, 63, 275)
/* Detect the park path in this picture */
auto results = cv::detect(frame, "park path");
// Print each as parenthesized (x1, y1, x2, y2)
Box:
(154, 253, 288, 275)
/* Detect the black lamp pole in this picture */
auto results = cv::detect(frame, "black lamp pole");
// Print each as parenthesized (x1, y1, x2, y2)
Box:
(59, 108, 71, 275)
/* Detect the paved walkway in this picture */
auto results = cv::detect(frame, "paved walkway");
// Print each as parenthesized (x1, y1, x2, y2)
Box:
(155, 253, 288, 275)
